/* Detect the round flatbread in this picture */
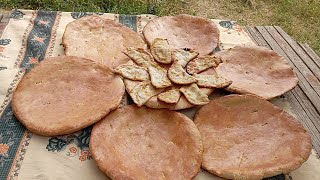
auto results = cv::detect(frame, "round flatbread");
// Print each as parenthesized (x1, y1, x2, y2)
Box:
(143, 14, 220, 55)
(63, 15, 147, 69)
(216, 46, 298, 99)
(90, 105, 203, 180)
(194, 94, 311, 180)
(12, 56, 125, 136)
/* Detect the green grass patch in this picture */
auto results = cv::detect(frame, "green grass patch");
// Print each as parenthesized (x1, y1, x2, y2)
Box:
(1, 0, 319, 55)
(1, 0, 149, 14)
(269, 0, 320, 55)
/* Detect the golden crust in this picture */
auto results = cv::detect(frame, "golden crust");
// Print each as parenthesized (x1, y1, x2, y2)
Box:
(148, 66, 172, 88)
(150, 38, 172, 64)
(172, 48, 199, 67)
(12, 56, 124, 136)
(194, 94, 312, 180)
(143, 14, 220, 55)
(158, 89, 181, 104)
(123, 79, 143, 93)
(62, 15, 147, 69)
(122, 49, 215, 110)
(168, 62, 197, 85)
(186, 55, 221, 75)
(144, 86, 214, 110)
(124, 47, 158, 68)
(193, 73, 232, 88)
(90, 105, 203, 180)
(129, 81, 164, 106)
(180, 83, 210, 105)
(144, 96, 176, 109)
(173, 87, 214, 110)
(115, 64, 149, 81)
(144, 69, 216, 110)
(215, 46, 299, 99)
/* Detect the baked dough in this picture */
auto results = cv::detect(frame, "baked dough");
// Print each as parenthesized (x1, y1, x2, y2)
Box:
(63, 15, 147, 69)
(143, 14, 220, 55)
(90, 105, 203, 180)
(12, 56, 124, 136)
(195, 94, 311, 179)
(216, 46, 298, 99)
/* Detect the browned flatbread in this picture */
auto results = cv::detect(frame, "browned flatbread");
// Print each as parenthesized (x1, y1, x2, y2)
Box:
(173, 48, 199, 67)
(145, 68, 216, 110)
(12, 56, 124, 136)
(143, 14, 220, 55)
(173, 88, 213, 110)
(129, 81, 164, 106)
(148, 66, 172, 88)
(90, 105, 203, 179)
(123, 79, 142, 93)
(122, 57, 215, 109)
(115, 64, 149, 81)
(193, 73, 232, 88)
(186, 55, 222, 74)
(151, 38, 172, 64)
(125, 47, 158, 68)
(168, 62, 197, 85)
(216, 46, 298, 99)
(144, 96, 176, 109)
(180, 83, 210, 105)
(144, 87, 213, 110)
(158, 89, 181, 103)
(62, 15, 147, 69)
(194, 94, 311, 180)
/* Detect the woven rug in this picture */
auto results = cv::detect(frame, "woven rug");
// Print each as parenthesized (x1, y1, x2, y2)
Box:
(0, 9, 319, 180)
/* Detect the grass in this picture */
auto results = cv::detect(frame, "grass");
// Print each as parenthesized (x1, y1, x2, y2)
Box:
(1, 0, 319, 55)
(0, 0, 149, 13)
(270, 0, 320, 55)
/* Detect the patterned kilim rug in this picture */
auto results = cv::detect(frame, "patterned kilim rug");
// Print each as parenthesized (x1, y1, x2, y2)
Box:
(0, 9, 319, 180)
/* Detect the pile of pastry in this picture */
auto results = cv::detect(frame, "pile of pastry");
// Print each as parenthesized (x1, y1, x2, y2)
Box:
(115, 38, 231, 107)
